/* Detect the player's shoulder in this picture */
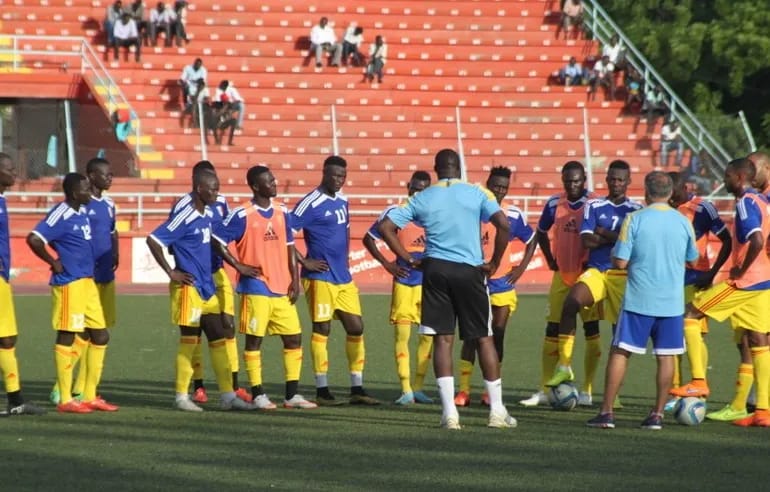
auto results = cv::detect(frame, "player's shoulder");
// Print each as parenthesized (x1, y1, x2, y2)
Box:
(696, 199, 719, 218)
(102, 195, 116, 207)
(545, 193, 562, 209)
(625, 198, 644, 211)
(504, 202, 525, 219)
(216, 194, 228, 206)
(172, 193, 193, 213)
(586, 197, 609, 210)
(45, 201, 74, 226)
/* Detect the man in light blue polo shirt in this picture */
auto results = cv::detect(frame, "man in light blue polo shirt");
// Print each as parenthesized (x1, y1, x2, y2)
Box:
(378, 149, 516, 430)
(588, 171, 698, 430)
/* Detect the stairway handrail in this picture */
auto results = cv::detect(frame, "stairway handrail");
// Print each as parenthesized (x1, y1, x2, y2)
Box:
(582, 1, 732, 176)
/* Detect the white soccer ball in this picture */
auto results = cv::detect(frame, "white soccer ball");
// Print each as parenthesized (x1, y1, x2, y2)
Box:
(674, 397, 707, 425)
(548, 382, 579, 411)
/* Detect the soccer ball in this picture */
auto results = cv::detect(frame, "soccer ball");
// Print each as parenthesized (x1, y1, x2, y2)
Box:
(674, 397, 707, 426)
(548, 382, 579, 411)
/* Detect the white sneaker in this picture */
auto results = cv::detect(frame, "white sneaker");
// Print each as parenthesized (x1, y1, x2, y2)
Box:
(221, 395, 254, 411)
(440, 414, 462, 430)
(488, 411, 518, 428)
(283, 394, 318, 409)
(252, 393, 277, 410)
(519, 391, 548, 407)
(578, 392, 593, 407)
(175, 395, 203, 412)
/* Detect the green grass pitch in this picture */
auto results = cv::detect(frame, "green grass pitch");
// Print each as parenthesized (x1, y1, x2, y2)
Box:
(3, 294, 769, 490)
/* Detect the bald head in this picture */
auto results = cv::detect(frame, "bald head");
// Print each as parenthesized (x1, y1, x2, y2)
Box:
(749, 151, 770, 191)
(434, 149, 461, 179)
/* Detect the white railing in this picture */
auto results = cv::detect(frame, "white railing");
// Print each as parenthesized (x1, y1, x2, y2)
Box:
(5, 191, 737, 231)
(0, 34, 141, 155)
(583, 1, 732, 175)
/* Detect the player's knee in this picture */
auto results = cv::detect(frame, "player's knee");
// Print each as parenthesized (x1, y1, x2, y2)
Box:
(0, 336, 16, 349)
(56, 330, 75, 346)
(89, 329, 109, 346)
(245, 335, 262, 351)
(562, 295, 582, 316)
(545, 322, 559, 338)
(283, 335, 301, 349)
(583, 321, 600, 338)
(312, 322, 331, 336)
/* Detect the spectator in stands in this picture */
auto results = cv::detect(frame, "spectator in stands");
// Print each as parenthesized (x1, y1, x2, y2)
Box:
(559, 56, 587, 86)
(624, 66, 644, 112)
(180, 58, 207, 109)
(309, 17, 342, 68)
(189, 79, 209, 128)
(588, 55, 615, 101)
(660, 119, 685, 168)
(602, 34, 625, 71)
(213, 104, 238, 146)
(113, 12, 141, 62)
(685, 149, 715, 193)
(148, 2, 175, 47)
(104, 0, 124, 48)
(172, 1, 189, 46)
(342, 25, 365, 67)
(364, 35, 387, 83)
(125, 0, 148, 46)
(214, 80, 245, 129)
(643, 84, 668, 125)
(558, 0, 583, 40)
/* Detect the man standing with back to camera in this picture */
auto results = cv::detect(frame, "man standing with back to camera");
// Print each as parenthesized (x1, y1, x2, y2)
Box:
(379, 149, 517, 430)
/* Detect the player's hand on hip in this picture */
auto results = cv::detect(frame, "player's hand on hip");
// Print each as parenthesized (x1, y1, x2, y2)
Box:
(693, 272, 715, 290)
(384, 261, 409, 279)
(112, 252, 120, 271)
(302, 258, 329, 272)
(51, 259, 64, 274)
(547, 258, 559, 271)
(169, 269, 195, 285)
(235, 262, 262, 278)
(479, 261, 499, 278)
(728, 267, 744, 281)
(505, 266, 525, 285)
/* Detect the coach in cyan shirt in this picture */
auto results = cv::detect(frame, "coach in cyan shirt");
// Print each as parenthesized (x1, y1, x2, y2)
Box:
(378, 149, 517, 430)
(588, 171, 698, 430)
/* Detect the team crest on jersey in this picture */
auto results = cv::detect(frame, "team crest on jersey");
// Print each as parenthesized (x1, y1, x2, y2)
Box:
(263, 223, 279, 241)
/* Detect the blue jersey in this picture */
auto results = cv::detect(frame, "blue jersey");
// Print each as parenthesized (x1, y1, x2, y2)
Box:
(215, 202, 295, 297)
(172, 193, 229, 273)
(537, 190, 590, 232)
(0, 195, 10, 282)
(580, 198, 643, 271)
(387, 179, 501, 266)
(614, 204, 699, 317)
(31, 202, 94, 286)
(487, 205, 535, 294)
(683, 197, 727, 286)
(86, 195, 116, 283)
(291, 189, 351, 284)
(150, 203, 216, 300)
(367, 204, 425, 287)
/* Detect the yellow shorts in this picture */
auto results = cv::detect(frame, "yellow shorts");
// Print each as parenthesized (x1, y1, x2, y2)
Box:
(97, 281, 116, 329)
(490, 289, 518, 313)
(685, 284, 708, 334)
(213, 268, 235, 316)
(577, 268, 627, 325)
(693, 281, 770, 333)
(545, 271, 601, 323)
(239, 294, 302, 337)
(390, 282, 422, 324)
(302, 279, 362, 322)
(169, 282, 220, 328)
(0, 277, 18, 338)
(52, 278, 106, 332)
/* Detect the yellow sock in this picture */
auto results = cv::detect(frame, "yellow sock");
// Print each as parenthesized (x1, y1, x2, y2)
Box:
(731, 363, 754, 411)
(557, 334, 575, 367)
(346, 335, 365, 374)
(191, 337, 204, 380)
(226, 336, 239, 373)
(458, 359, 473, 394)
(394, 322, 412, 393)
(752, 347, 770, 410)
(540, 337, 559, 391)
(414, 334, 433, 391)
(311, 333, 329, 376)
(209, 339, 234, 394)
(672, 355, 681, 388)
(71, 336, 89, 395)
(702, 338, 709, 375)
(684, 319, 706, 379)
(582, 334, 602, 394)
(54, 344, 75, 404)
(244, 350, 262, 388)
(176, 336, 198, 394)
(82, 343, 106, 402)
(0, 347, 20, 393)
(283, 348, 303, 382)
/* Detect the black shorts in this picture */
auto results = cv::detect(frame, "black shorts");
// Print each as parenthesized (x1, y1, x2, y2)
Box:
(420, 257, 492, 341)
